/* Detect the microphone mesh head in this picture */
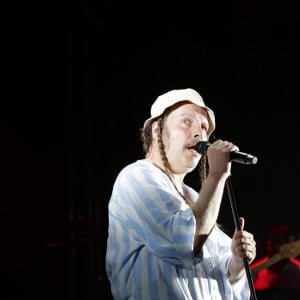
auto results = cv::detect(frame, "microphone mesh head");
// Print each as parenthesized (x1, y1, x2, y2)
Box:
(196, 141, 209, 155)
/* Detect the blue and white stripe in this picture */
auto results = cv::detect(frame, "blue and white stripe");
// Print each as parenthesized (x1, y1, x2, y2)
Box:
(106, 159, 250, 299)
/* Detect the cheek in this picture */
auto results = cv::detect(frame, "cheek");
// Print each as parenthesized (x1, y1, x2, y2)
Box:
(167, 130, 186, 147)
(163, 125, 188, 148)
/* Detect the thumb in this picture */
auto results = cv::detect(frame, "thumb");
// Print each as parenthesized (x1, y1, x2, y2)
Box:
(239, 217, 245, 230)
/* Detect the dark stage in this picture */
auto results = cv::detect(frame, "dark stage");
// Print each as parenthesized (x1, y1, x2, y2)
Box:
(2, 2, 300, 299)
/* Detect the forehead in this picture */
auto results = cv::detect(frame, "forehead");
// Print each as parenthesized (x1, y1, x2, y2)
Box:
(168, 102, 209, 120)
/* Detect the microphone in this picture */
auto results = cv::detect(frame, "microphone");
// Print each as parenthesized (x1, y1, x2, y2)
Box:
(196, 141, 258, 165)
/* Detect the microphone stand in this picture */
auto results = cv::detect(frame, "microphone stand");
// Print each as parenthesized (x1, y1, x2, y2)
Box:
(225, 175, 257, 300)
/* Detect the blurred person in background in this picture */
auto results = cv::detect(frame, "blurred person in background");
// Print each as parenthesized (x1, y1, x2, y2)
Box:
(251, 224, 300, 300)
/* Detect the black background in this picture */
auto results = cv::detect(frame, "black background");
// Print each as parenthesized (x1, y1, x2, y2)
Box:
(2, 2, 300, 299)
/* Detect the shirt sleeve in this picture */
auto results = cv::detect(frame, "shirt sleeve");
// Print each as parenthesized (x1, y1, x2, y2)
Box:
(110, 162, 197, 266)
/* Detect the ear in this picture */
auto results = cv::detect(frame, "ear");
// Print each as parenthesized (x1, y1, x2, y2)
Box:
(151, 121, 159, 139)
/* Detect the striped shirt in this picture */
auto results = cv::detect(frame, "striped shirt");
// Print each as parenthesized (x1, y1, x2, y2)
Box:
(106, 159, 250, 299)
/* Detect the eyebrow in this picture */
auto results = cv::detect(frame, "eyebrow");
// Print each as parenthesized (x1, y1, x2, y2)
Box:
(179, 111, 209, 124)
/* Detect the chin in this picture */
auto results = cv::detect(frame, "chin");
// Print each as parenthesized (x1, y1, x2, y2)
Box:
(184, 159, 199, 171)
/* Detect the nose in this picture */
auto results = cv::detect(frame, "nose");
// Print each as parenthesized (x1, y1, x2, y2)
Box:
(192, 123, 207, 141)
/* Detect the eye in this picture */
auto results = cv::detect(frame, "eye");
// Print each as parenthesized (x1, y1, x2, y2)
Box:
(183, 118, 192, 126)
(202, 125, 208, 133)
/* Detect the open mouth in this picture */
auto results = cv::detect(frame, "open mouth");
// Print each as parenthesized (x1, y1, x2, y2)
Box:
(186, 145, 198, 155)
(187, 145, 196, 151)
